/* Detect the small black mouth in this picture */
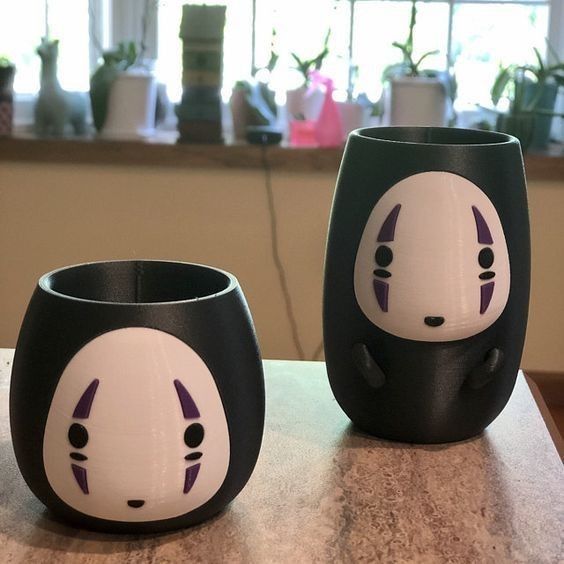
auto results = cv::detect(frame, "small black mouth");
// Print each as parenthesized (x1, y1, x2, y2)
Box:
(127, 499, 145, 508)
(185, 451, 203, 461)
(424, 316, 445, 327)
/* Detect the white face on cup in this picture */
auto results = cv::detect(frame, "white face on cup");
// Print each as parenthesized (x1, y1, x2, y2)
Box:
(354, 171, 511, 342)
(43, 328, 230, 522)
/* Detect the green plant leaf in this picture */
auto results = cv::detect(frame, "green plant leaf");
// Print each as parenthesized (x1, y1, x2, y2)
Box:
(533, 47, 545, 74)
(414, 50, 439, 72)
(267, 51, 278, 73)
(313, 47, 328, 70)
(491, 66, 512, 106)
(553, 73, 564, 87)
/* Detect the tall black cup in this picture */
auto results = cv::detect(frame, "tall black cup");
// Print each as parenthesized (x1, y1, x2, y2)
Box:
(323, 127, 530, 443)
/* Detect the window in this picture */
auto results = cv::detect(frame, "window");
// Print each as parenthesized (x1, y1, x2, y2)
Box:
(0, 0, 92, 93)
(158, 0, 555, 110)
(0, 0, 561, 123)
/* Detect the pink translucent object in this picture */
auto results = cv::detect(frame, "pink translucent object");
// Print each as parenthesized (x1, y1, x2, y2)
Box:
(309, 71, 344, 148)
(290, 120, 317, 147)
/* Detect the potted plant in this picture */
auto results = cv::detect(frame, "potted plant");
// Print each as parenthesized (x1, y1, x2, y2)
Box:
(90, 41, 138, 132)
(286, 29, 331, 122)
(0, 56, 16, 136)
(230, 42, 278, 141)
(491, 45, 564, 151)
(383, 0, 454, 127)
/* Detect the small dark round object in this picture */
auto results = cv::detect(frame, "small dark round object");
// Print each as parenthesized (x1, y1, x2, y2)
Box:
(478, 248, 494, 269)
(373, 269, 391, 278)
(479, 271, 495, 280)
(68, 423, 88, 449)
(184, 423, 204, 448)
(127, 500, 145, 508)
(424, 316, 445, 327)
(375, 245, 393, 267)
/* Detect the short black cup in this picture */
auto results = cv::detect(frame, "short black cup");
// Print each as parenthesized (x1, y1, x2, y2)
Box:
(10, 260, 265, 533)
(323, 127, 530, 443)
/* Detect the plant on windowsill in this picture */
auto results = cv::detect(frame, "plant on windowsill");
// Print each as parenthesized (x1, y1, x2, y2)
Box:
(490, 45, 564, 151)
(382, 0, 456, 127)
(286, 29, 331, 123)
(90, 41, 138, 132)
(89, 0, 165, 137)
(230, 40, 279, 141)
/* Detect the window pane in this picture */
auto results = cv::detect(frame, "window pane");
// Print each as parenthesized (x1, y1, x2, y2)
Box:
(47, 0, 90, 91)
(0, 0, 89, 94)
(156, 0, 253, 102)
(254, 0, 350, 97)
(451, 3, 550, 107)
(0, 0, 46, 93)
(352, 1, 449, 101)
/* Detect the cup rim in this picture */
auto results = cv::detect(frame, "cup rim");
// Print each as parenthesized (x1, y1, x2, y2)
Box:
(352, 126, 517, 148)
(38, 259, 238, 305)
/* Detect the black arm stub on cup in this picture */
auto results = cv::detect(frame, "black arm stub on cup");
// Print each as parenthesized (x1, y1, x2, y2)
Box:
(352, 343, 386, 389)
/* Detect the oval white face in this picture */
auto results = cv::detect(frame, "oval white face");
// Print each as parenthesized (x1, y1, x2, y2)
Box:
(43, 328, 230, 522)
(354, 171, 510, 342)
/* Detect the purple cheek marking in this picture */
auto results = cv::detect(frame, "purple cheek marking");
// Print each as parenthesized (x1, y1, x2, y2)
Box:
(377, 204, 401, 242)
(373, 279, 389, 312)
(73, 379, 99, 419)
(480, 282, 495, 314)
(472, 206, 494, 245)
(184, 463, 200, 494)
(71, 464, 89, 494)
(174, 379, 201, 419)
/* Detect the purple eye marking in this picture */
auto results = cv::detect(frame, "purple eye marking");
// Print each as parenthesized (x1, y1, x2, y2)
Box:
(377, 204, 401, 242)
(72, 379, 99, 419)
(71, 464, 89, 494)
(174, 379, 200, 419)
(472, 206, 494, 245)
(183, 463, 200, 494)
(373, 279, 389, 312)
(480, 282, 495, 314)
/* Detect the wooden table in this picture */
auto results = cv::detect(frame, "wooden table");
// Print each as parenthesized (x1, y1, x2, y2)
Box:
(0, 350, 562, 563)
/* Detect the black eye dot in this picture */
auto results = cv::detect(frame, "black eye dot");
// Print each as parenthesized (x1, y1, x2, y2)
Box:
(184, 423, 204, 448)
(375, 245, 393, 267)
(68, 423, 88, 449)
(479, 248, 494, 269)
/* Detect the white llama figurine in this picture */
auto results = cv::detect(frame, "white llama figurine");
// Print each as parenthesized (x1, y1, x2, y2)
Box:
(34, 38, 87, 137)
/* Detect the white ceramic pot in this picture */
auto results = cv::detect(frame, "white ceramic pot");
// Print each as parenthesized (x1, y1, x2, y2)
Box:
(337, 102, 370, 140)
(101, 69, 157, 140)
(389, 77, 447, 127)
(286, 86, 324, 122)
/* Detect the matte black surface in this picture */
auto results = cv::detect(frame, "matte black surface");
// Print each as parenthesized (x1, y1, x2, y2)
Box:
(10, 260, 265, 533)
(245, 126, 283, 145)
(323, 127, 530, 444)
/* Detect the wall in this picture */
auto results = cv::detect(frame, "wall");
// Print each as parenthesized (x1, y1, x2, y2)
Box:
(1, 161, 563, 371)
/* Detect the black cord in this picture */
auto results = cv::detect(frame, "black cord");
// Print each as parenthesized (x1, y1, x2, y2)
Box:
(260, 143, 306, 360)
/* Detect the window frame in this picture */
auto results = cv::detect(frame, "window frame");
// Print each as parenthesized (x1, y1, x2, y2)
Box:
(12, 0, 564, 132)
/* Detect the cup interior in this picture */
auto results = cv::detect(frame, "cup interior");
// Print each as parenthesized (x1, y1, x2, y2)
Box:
(355, 127, 514, 146)
(41, 261, 234, 304)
